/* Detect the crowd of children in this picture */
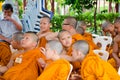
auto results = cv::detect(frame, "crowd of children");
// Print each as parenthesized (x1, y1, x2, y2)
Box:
(0, 3, 120, 80)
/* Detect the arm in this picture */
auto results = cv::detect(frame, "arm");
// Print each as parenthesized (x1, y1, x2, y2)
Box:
(4, 15, 22, 31)
(0, 34, 11, 43)
(37, 32, 58, 40)
(0, 55, 14, 73)
(112, 35, 120, 68)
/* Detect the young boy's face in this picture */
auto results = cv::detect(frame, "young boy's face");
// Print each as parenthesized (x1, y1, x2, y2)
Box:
(59, 31, 72, 48)
(21, 33, 34, 49)
(62, 19, 71, 31)
(114, 22, 120, 33)
(72, 47, 82, 61)
(40, 18, 50, 32)
(103, 24, 114, 34)
(11, 37, 18, 49)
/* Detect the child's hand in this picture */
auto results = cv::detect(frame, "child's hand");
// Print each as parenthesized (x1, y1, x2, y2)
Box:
(40, 47, 46, 55)
(0, 66, 8, 73)
(37, 58, 46, 68)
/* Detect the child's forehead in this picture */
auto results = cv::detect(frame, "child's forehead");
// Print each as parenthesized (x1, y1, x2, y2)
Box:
(24, 33, 31, 37)
(60, 31, 71, 37)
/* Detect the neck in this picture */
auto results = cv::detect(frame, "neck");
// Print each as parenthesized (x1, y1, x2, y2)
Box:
(42, 30, 50, 34)
(70, 29, 77, 35)
(24, 47, 36, 52)
(52, 55, 60, 61)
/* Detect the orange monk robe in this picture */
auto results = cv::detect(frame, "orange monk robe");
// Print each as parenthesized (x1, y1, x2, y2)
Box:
(0, 42, 12, 66)
(38, 36, 47, 48)
(72, 33, 84, 43)
(37, 59, 71, 80)
(66, 46, 81, 74)
(3, 48, 46, 80)
(83, 32, 99, 50)
(81, 51, 120, 80)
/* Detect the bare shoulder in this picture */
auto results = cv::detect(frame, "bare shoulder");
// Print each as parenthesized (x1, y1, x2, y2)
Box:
(114, 34, 120, 42)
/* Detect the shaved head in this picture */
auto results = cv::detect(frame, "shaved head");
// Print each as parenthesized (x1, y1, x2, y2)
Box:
(12, 32, 24, 42)
(26, 31, 39, 44)
(114, 17, 120, 23)
(57, 30, 71, 39)
(64, 16, 77, 28)
(101, 21, 111, 30)
(47, 40, 63, 54)
(73, 40, 89, 55)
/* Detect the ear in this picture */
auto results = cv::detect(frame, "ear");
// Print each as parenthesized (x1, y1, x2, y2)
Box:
(32, 42, 37, 47)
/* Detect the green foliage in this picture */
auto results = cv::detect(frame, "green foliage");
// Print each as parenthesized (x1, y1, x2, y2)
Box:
(50, 15, 68, 32)
(106, 0, 120, 2)
(0, 0, 4, 2)
(64, 0, 95, 14)
(51, 12, 120, 34)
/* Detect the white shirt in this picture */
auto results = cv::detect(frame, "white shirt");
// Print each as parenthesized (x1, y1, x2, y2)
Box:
(0, 14, 22, 40)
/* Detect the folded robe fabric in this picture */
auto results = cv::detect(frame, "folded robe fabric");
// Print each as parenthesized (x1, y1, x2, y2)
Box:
(37, 59, 71, 80)
(3, 48, 45, 80)
(0, 42, 12, 66)
(81, 51, 120, 80)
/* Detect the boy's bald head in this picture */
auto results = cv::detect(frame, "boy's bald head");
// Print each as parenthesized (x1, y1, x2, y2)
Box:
(101, 21, 111, 30)
(72, 40, 89, 55)
(47, 40, 63, 54)
(12, 32, 24, 42)
(25, 31, 39, 44)
(41, 16, 51, 23)
(63, 16, 77, 28)
(114, 17, 120, 23)
(57, 30, 71, 39)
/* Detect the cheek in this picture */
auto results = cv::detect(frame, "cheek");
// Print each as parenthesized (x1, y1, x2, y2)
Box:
(62, 26, 69, 30)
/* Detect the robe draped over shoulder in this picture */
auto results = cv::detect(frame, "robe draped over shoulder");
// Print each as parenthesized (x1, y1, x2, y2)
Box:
(83, 32, 99, 49)
(3, 48, 45, 80)
(72, 33, 84, 43)
(0, 42, 12, 66)
(81, 51, 120, 80)
(38, 37, 47, 48)
(37, 59, 70, 80)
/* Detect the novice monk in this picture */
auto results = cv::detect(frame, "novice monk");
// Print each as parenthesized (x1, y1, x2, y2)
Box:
(10, 32, 24, 53)
(76, 21, 99, 50)
(101, 21, 116, 38)
(62, 16, 84, 43)
(72, 40, 120, 80)
(37, 16, 57, 48)
(1, 32, 45, 80)
(58, 30, 82, 79)
(0, 32, 24, 75)
(112, 21, 120, 70)
(37, 40, 71, 80)
(58, 30, 73, 56)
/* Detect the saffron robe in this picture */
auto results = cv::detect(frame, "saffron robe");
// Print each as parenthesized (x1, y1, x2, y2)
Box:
(37, 59, 71, 80)
(81, 52, 120, 80)
(38, 36, 47, 48)
(3, 48, 45, 80)
(0, 42, 12, 66)
(83, 32, 99, 50)
(72, 33, 84, 43)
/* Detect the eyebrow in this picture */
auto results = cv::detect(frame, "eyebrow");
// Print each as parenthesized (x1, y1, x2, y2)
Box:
(62, 23, 70, 25)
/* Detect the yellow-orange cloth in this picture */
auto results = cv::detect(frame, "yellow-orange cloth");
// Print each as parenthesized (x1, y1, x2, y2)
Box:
(83, 32, 99, 49)
(37, 59, 70, 80)
(3, 48, 45, 80)
(0, 42, 12, 66)
(81, 51, 120, 80)
(38, 37, 47, 48)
